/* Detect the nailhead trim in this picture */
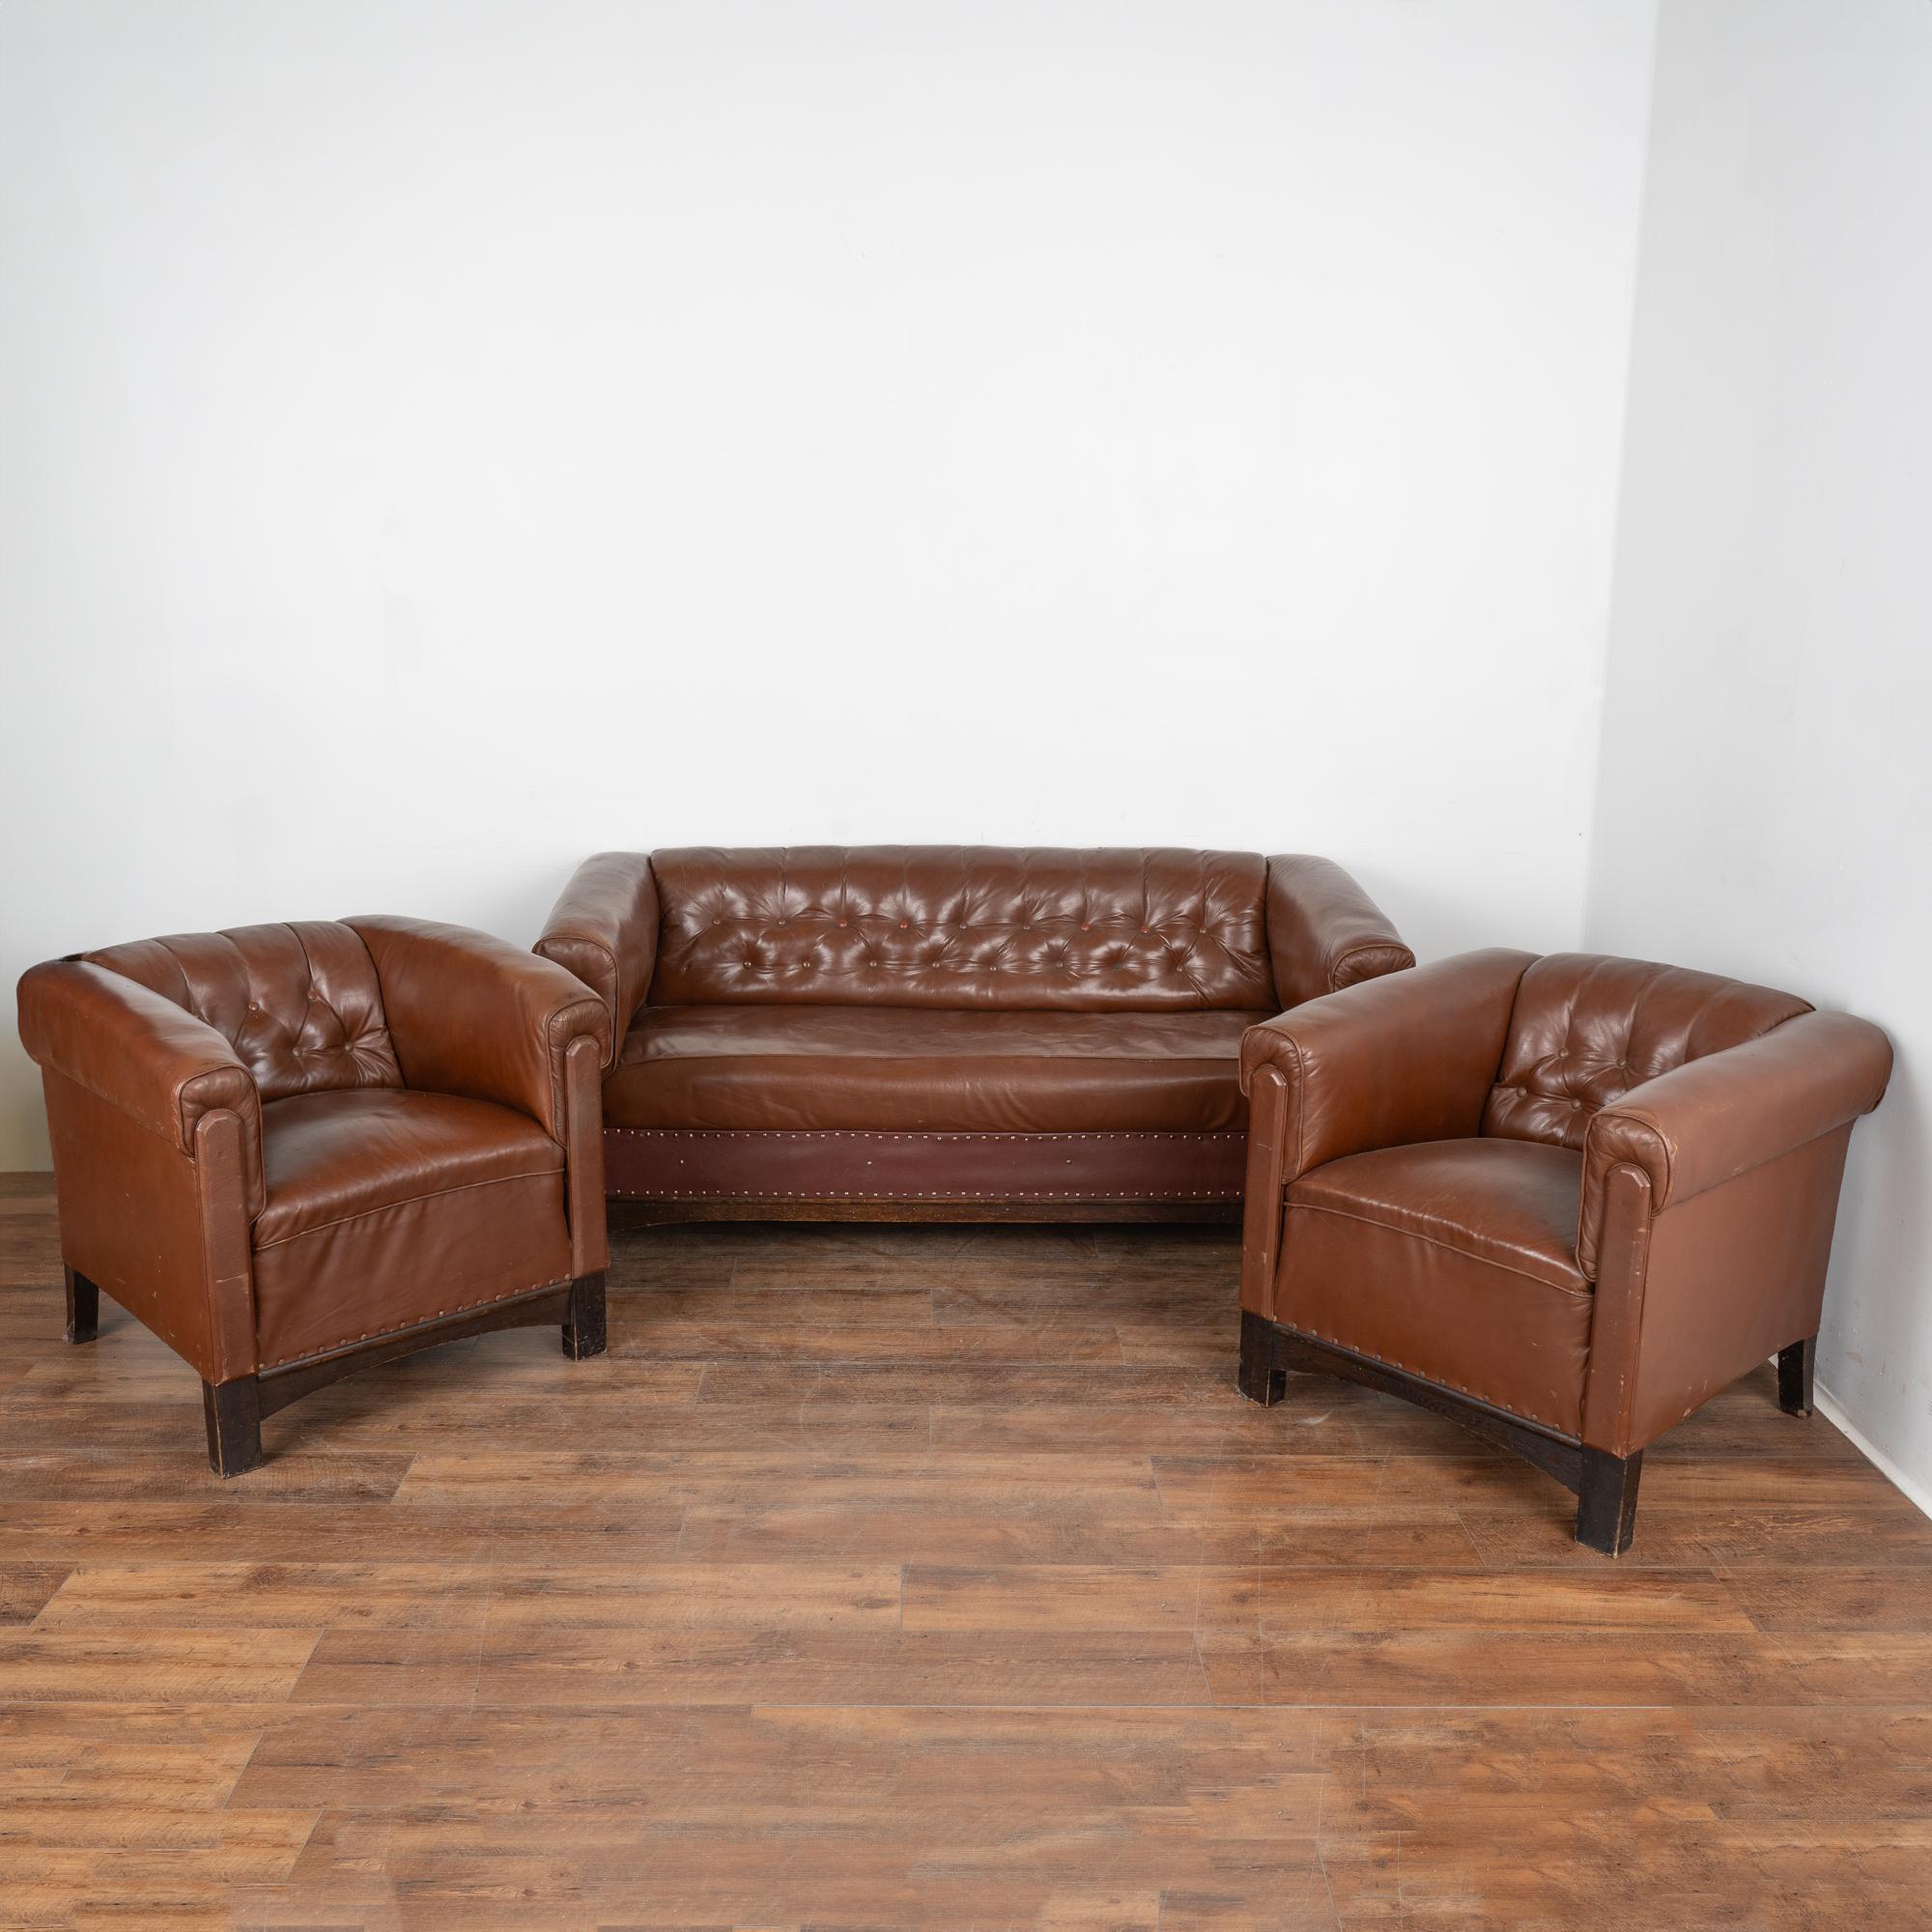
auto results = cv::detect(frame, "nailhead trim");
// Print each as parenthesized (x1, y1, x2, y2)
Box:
(613, 1188, 1242, 1200)
(609, 1129, 1242, 1141)
(606, 1128, 1244, 1200)
(1302, 1325, 1566, 1434)
(259, 1276, 573, 1373)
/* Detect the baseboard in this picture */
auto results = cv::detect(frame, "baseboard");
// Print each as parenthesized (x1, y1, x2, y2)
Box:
(1815, 1380, 1932, 1523)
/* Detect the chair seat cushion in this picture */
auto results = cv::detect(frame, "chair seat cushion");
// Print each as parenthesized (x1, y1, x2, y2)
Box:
(1278, 1139, 1592, 1434)
(255, 1090, 563, 1247)
(249, 1090, 570, 1370)
(1289, 1139, 1587, 1292)
(601, 1005, 1270, 1133)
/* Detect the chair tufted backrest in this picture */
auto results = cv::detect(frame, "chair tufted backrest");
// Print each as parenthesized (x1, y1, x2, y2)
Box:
(1483, 952, 1812, 1150)
(645, 847, 1276, 1010)
(85, 922, 402, 1102)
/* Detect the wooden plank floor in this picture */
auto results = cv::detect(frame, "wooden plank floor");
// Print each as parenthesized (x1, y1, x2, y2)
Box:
(2, 1173, 1930, 1929)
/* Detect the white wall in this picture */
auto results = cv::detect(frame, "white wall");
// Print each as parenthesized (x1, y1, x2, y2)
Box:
(1585, 0, 1932, 1500)
(0, 0, 1657, 1165)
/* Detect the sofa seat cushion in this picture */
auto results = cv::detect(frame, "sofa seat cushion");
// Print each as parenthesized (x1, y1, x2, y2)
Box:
(1277, 1139, 1592, 1434)
(250, 1090, 570, 1369)
(602, 1005, 1271, 1133)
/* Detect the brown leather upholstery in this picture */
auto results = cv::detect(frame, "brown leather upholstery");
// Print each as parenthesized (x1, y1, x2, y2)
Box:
(538, 846, 1412, 1215)
(604, 1006, 1268, 1133)
(1240, 949, 1535, 1182)
(86, 923, 401, 1101)
(645, 847, 1279, 1011)
(254, 1090, 565, 1247)
(1265, 854, 1420, 1011)
(1242, 947, 1892, 1462)
(17, 959, 269, 1221)
(1576, 1008, 1890, 1277)
(349, 917, 606, 1150)
(1283, 1140, 1593, 1433)
(252, 1087, 571, 1367)
(1485, 953, 1810, 1149)
(533, 851, 660, 1067)
(17, 920, 611, 1447)
(1291, 1140, 1588, 1293)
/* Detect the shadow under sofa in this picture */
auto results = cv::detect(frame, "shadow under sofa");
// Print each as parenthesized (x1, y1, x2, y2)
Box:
(534, 845, 1413, 1223)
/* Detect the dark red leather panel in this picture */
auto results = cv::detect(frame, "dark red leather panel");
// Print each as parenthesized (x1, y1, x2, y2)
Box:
(86, 923, 399, 1103)
(254, 1088, 563, 1248)
(1485, 952, 1811, 1150)
(643, 847, 1274, 1012)
(607, 1127, 1246, 1203)
(601, 1004, 1266, 1133)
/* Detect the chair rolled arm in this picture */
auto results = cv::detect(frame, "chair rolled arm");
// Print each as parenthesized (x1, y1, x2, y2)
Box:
(1239, 948, 1534, 1185)
(17, 958, 264, 1209)
(347, 917, 611, 1143)
(1578, 1009, 1893, 1278)
(534, 852, 660, 1065)
(1264, 855, 1414, 1011)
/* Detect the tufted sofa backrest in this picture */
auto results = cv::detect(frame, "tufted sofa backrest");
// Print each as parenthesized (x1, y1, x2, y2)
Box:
(645, 846, 1277, 1011)
(1483, 952, 1812, 1150)
(85, 923, 402, 1102)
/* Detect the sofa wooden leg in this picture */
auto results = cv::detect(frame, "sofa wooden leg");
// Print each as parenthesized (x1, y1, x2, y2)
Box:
(562, 1270, 608, 1360)
(1576, 1447, 1642, 1556)
(64, 1266, 99, 1344)
(1236, 1310, 1287, 1406)
(202, 1378, 263, 1478)
(1778, 1336, 1817, 1417)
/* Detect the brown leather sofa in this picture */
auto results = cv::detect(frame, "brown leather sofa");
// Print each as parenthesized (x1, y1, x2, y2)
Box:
(1235, 949, 1892, 1552)
(536, 846, 1412, 1219)
(17, 919, 611, 1473)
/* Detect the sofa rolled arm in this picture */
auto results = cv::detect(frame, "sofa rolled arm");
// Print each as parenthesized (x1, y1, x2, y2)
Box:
(17, 958, 265, 1211)
(347, 917, 611, 1143)
(1578, 1009, 1893, 1278)
(1240, 948, 1534, 1186)
(535, 852, 660, 1065)
(1264, 855, 1414, 1012)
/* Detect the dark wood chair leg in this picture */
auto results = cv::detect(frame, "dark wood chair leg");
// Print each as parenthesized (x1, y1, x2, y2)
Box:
(562, 1270, 608, 1360)
(1236, 1310, 1286, 1406)
(202, 1378, 263, 1477)
(1576, 1447, 1643, 1556)
(64, 1266, 99, 1344)
(1778, 1336, 1817, 1417)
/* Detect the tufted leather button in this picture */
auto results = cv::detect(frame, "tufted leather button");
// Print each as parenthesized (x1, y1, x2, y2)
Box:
(1485, 952, 1815, 1149)
(640, 849, 1280, 1012)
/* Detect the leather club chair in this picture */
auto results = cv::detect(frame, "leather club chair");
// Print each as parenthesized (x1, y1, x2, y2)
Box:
(17, 919, 611, 1473)
(1235, 950, 1892, 1553)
